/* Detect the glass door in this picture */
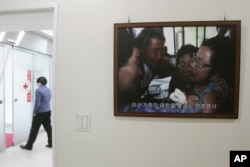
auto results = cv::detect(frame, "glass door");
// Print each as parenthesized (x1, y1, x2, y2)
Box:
(0, 44, 5, 151)
(12, 47, 34, 145)
(33, 52, 51, 88)
(32, 52, 51, 132)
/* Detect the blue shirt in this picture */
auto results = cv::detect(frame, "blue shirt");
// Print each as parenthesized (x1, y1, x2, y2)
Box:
(33, 85, 51, 114)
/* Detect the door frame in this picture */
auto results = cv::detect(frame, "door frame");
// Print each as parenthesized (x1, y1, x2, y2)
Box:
(0, 3, 58, 167)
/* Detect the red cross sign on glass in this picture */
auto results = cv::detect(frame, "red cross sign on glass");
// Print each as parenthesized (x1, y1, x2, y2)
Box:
(22, 70, 32, 102)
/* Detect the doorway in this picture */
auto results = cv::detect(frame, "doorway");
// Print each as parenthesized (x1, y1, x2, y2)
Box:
(0, 3, 57, 155)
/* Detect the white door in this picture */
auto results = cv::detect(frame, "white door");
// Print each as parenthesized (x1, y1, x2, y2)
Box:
(12, 48, 34, 145)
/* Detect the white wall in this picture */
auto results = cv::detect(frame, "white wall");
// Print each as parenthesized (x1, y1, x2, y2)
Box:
(2, 0, 250, 167)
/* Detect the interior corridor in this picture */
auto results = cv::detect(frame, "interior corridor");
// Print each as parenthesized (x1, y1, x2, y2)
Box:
(0, 131, 52, 167)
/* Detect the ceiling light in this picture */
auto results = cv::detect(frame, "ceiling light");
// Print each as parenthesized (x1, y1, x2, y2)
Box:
(40, 30, 53, 37)
(0, 32, 6, 41)
(15, 31, 25, 46)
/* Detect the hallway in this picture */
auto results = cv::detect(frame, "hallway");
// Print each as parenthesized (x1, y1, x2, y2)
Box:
(0, 131, 52, 167)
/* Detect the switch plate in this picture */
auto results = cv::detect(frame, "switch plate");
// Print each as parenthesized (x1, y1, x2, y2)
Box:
(75, 114, 91, 131)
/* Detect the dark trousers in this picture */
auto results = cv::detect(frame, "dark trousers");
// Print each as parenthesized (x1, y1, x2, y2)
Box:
(26, 111, 52, 147)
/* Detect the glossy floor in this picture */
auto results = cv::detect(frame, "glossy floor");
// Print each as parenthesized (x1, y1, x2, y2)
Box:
(0, 132, 52, 167)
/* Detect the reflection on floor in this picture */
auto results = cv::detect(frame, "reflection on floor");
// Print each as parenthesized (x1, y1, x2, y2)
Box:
(5, 133, 12, 147)
(5, 123, 13, 148)
(0, 131, 52, 167)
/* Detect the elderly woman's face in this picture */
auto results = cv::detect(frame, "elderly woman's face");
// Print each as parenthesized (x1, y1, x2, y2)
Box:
(189, 46, 213, 83)
(178, 53, 192, 81)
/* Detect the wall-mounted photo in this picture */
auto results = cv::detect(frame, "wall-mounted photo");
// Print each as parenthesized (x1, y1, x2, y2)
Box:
(114, 21, 241, 118)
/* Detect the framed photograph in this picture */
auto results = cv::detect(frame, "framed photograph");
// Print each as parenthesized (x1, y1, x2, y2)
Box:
(114, 20, 241, 118)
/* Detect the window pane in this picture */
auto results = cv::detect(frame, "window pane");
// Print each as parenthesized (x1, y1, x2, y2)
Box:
(197, 26, 205, 47)
(184, 27, 196, 46)
(163, 27, 174, 56)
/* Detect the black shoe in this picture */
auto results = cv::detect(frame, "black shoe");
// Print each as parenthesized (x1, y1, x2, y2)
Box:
(20, 145, 32, 150)
(45, 144, 52, 148)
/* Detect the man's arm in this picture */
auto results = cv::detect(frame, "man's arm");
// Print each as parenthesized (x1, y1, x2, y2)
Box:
(33, 89, 41, 115)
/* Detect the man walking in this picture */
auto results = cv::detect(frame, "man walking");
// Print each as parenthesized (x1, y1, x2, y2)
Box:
(20, 76, 52, 150)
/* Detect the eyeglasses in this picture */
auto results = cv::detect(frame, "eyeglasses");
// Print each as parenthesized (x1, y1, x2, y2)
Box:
(190, 56, 212, 69)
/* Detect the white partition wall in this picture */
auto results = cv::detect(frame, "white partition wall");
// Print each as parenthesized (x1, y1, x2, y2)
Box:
(0, 44, 5, 151)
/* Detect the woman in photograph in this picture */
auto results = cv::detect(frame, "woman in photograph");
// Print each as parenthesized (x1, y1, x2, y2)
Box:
(183, 36, 230, 113)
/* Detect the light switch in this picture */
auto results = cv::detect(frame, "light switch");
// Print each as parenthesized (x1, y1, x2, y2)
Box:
(75, 114, 91, 131)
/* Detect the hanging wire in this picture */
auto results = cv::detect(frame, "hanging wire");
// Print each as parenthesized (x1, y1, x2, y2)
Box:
(128, 0, 131, 23)
(223, 0, 228, 20)
(128, 16, 131, 23)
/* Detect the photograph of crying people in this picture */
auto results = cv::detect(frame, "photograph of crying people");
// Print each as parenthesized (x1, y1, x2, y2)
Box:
(114, 21, 240, 118)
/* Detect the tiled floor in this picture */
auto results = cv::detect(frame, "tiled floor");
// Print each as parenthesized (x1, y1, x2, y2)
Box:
(0, 131, 52, 167)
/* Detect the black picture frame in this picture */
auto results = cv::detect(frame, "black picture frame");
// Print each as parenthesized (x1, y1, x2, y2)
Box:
(114, 20, 241, 118)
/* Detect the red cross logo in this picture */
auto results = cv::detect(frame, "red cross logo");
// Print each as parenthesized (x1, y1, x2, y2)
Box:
(23, 83, 29, 90)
